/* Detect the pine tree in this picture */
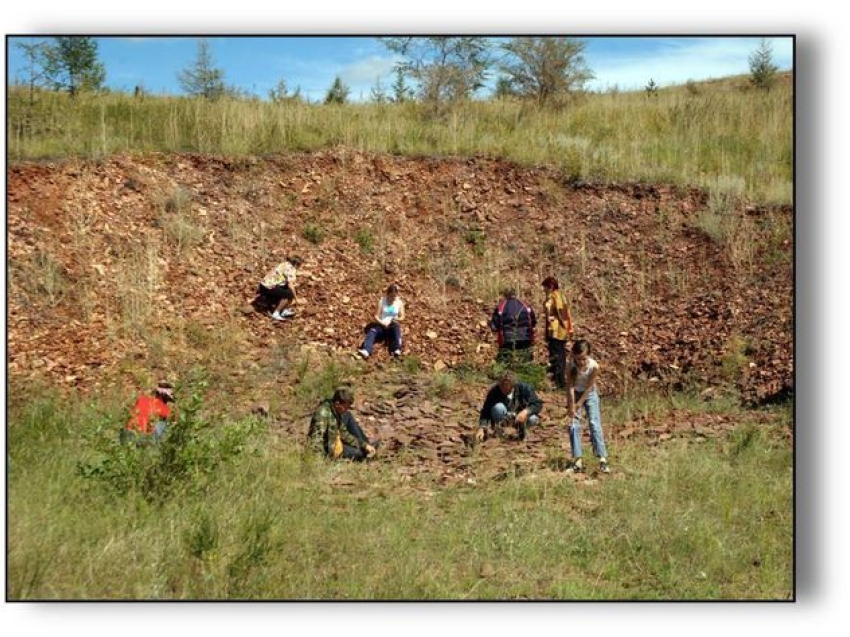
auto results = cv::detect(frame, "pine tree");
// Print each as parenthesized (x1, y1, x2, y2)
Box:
(391, 66, 411, 103)
(749, 39, 779, 91)
(369, 76, 388, 103)
(178, 39, 226, 99)
(324, 76, 350, 104)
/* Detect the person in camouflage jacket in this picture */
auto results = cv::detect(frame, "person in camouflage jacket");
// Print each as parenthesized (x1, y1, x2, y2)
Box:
(307, 387, 377, 461)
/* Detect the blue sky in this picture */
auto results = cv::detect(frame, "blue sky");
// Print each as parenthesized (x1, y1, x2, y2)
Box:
(6, 36, 793, 102)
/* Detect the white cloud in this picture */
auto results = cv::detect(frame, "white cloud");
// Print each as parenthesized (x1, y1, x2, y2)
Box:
(339, 55, 399, 84)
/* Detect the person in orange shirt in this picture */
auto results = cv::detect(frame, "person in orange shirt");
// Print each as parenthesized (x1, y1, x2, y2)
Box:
(122, 381, 175, 444)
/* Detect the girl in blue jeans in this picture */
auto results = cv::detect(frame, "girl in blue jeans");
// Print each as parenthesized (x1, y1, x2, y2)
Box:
(566, 339, 610, 474)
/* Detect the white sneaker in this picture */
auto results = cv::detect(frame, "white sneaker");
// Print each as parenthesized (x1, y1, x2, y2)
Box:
(271, 311, 283, 321)
(358, 349, 370, 359)
(280, 308, 295, 317)
(392, 349, 401, 357)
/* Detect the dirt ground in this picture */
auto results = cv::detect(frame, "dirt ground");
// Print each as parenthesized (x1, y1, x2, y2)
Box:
(7, 149, 793, 483)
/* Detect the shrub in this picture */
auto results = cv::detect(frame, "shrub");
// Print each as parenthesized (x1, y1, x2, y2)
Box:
(355, 228, 374, 254)
(77, 374, 263, 503)
(303, 222, 325, 244)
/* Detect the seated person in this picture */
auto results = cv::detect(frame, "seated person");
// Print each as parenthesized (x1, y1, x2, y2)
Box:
(476, 370, 542, 442)
(122, 381, 175, 444)
(358, 284, 405, 359)
(255, 256, 302, 320)
(307, 387, 377, 462)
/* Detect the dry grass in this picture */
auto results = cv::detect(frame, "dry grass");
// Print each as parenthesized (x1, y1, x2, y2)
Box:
(8, 80, 792, 205)
(115, 242, 162, 339)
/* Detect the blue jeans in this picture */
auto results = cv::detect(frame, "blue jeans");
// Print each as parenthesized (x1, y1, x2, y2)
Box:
(490, 403, 540, 428)
(120, 420, 167, 445)
(569, 388, 607, 458)
(361, 322, 402, 354)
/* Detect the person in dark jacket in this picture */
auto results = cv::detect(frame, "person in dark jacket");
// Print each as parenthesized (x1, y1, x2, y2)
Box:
(306, 387, 377, 461)
(489, 289, 536, 364)
(476, 370, 543, 442)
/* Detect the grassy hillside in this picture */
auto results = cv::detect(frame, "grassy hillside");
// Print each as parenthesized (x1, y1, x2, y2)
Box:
(6, 73, 794, 600)
(8, 383, 791, 600)
(7, 75, 792, 204)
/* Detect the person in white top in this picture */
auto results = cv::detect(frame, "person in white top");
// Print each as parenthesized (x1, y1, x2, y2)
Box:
(358, 284, 405, 359)
(565, 339, 610, 474)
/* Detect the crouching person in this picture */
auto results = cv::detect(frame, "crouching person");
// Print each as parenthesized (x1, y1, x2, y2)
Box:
(121, 381, 175, 445)
(307, 387, 377, 461)
(476, 370, 543, 442)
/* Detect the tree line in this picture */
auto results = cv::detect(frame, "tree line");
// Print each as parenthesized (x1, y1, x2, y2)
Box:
(13, 36, 783, 107)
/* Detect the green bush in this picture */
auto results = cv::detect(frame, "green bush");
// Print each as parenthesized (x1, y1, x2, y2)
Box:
(77, 375, 263, 503)
(303, 222, 325, 244)
(354, 228, 374, 254)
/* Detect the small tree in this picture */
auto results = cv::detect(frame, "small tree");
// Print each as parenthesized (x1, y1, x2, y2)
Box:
(749, 39, 779, 91)
(324, 76, 350, 104)
(42, 36, 105, 96)
(380, 37, 491, 107)
(178, 39, 226, 99)
(493, 76, 516, 99)
(369, 76, 388, 103)
(499, 37, 594, 105)
(645, 78, 659, 97)
(14, 39, 51, 106)
(391, 66, 412, 103)
(268, 79, 289, 103)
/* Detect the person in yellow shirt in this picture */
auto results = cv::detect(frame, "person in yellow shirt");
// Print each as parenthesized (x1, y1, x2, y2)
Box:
(542, 276, 574, 389)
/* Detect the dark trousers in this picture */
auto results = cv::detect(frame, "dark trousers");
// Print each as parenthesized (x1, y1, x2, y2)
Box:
(341, 413, 371, 462)
(362, 322, 402, 354)
(547, 337, 567, 388)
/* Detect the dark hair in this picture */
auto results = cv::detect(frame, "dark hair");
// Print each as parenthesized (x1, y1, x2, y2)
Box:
(332, 386, 355, 405)
(386, 284, 398, 296)
(497, 370, 517, 385)
(542, 276, 559, 290)
(155, 382, 175, 403)
(288, 256, 303, 267)
(571, 339, 591, 356)
(501, 288, 517, 299)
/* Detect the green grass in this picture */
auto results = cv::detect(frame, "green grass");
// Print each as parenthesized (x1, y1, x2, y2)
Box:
(7, 82, 792, 204)
(7, 382, 792, 600)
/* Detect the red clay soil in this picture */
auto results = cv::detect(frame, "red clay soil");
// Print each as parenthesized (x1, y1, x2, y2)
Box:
(7, 149, 792, 482)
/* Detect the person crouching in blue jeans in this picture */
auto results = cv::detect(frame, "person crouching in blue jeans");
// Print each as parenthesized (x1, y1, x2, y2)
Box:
(476, 370, 543, 442)
(358, 284, 405, 359)
(566, 339, 610, 474)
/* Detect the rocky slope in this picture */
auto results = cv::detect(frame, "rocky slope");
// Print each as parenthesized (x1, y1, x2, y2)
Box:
(7, 148, 793, 404)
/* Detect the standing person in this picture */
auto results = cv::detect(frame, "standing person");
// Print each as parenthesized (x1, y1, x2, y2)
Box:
(122, 381, 175, 444)
(542, 276, 574, 389)
(306, 387, 378, 462)
(255, 256, 302, 321)
(476, 370, 543, 442)
(565, 340, 610, 474)
(358, 284, 405, 359)
(489, 289, 536, 364)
